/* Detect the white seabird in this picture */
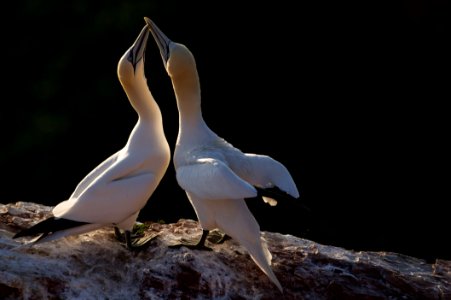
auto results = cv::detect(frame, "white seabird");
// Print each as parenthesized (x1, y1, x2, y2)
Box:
(145, 17, 300, 292)
(13, 23, 171, 250)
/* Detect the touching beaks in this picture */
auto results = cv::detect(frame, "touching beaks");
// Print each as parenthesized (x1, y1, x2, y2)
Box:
(144, 17, 172, 66)
(127, 25, 150, 72)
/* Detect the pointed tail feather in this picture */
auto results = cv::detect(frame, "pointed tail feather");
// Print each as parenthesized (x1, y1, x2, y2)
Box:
(241, 238, 283, 293)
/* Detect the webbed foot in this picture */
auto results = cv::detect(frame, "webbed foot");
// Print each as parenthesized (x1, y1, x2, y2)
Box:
(169, 229, 213, 251)
(114, 225, 158, 251)
(206, 229, 231, 244)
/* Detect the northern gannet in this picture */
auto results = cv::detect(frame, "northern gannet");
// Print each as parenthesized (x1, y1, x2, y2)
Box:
(145, 17, 300, 292)
(13, 22, 171, 250)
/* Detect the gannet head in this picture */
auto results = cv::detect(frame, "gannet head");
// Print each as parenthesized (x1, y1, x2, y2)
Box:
(144, 17, 196, 79)
(117, 25, 149, 84)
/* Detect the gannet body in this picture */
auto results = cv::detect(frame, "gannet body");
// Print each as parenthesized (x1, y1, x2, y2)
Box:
(13, 24, 170, 250)
(146, 17, 300, 292)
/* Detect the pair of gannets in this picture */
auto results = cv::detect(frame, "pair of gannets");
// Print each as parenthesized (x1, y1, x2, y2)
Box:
(14, 18, 300, 292)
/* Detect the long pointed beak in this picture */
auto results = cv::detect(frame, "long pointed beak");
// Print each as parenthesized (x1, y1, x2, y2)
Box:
(144, 17, 172, 66)
(127, 25, 150, 71)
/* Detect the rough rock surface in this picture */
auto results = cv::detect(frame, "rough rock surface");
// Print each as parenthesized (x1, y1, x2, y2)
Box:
(1, 202, 450, 299)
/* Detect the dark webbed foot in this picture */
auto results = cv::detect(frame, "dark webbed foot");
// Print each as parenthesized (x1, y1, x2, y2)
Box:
(125, 230, 159, 251)
(206, 229, 231, 244)
(114, 225, 158, 251)
(169, 229, 213, 251)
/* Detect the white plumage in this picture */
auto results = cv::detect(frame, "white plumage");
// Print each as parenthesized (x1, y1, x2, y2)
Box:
(145, 17, 300, 292)
(13, 23, 170, 250)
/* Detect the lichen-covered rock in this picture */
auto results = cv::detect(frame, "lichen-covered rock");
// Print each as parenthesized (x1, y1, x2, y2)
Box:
(0, 202, 450, 299)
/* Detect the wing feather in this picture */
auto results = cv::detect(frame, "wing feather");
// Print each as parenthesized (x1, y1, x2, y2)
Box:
(232, 154, 300, 199)
(53, 154, 158, 225)
(176, 158, 257, 200)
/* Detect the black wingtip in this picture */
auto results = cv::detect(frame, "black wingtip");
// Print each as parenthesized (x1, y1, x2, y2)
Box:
(13, 217, 90, 239)
(255, 186, 298, 201)
(12, 217, 55, 239)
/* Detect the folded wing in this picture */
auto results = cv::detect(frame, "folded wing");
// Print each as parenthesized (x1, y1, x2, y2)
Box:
(176, 158, 258, 200)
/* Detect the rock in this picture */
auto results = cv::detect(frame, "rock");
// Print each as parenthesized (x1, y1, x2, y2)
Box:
(0, 202, 449, 299)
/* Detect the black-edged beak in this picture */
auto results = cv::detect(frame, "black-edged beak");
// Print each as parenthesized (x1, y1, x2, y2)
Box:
(144, 17, 172, 66)
(127, 25, 150, 72)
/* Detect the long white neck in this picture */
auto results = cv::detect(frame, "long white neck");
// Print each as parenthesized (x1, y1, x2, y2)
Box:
(120, 70, 162, 125)
(171, 68, 208, 135)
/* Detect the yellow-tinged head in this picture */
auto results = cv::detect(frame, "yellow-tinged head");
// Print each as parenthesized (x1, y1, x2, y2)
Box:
(117, 25, 150, 85)
(144, 17, 197, 80)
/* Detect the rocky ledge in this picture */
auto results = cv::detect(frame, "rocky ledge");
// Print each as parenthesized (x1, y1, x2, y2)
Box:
(1, 202, 450, 299)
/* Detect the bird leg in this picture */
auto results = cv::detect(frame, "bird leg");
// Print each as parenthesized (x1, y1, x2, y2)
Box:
(114, 226, 124, 242)
(169, 229, 213, 251)
(125, 230, 133, 249)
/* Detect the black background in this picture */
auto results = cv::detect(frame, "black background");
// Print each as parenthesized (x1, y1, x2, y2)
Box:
(1, 1, 449, 262)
